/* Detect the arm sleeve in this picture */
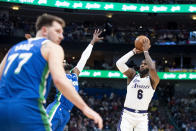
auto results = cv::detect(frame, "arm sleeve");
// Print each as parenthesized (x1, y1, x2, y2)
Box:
(76, 44, 93, 72)
(116, 51, 135, 73)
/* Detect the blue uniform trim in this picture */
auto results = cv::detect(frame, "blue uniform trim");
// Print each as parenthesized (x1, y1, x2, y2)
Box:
(124, 107, 148, 113)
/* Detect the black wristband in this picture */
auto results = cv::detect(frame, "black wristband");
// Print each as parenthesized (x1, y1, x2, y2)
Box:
(132, 50, 136, 55)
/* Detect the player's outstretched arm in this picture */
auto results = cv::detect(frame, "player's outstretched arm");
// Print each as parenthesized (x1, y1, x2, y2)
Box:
(116, 48, 142, 82)
(41, 41, 103, 129)
(72, 29, 103, 76)
(142, 38, 160, 89)
(0, 52, 9, 80)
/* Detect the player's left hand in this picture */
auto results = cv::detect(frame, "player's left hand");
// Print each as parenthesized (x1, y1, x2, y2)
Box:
(91, 29, 104, 44)
(142, 38, 151, 51)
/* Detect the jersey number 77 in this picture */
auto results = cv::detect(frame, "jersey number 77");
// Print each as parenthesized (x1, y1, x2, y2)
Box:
(4, 53, 32, 75)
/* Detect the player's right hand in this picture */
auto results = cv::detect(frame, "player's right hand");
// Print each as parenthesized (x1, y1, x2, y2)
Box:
(142, 38, 151, 51)
(82, 106, 103, 129)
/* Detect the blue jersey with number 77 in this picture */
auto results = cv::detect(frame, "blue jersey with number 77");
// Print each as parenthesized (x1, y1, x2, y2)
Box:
(0, 37, 52, 103)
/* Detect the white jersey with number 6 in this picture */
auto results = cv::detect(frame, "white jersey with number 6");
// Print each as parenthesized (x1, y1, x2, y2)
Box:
(124, 74, 155, 110)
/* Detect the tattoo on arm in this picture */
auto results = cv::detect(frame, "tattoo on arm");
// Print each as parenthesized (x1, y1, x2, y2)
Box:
(144, 51, 160, 89)
(144, 52, 155, 69)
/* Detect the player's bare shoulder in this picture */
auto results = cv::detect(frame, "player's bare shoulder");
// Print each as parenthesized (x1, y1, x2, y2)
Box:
(41, 40, 64, 61)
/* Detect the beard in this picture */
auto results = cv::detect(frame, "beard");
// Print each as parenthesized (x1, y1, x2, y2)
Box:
(138, 68, 149, 76)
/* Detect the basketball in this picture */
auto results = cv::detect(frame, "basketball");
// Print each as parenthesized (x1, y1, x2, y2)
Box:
(134, 35, 150, 51)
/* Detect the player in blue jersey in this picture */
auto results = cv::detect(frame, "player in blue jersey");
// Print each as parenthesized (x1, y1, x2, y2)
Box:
(0, 14, 103, 131)
(46, 29, 103, 131)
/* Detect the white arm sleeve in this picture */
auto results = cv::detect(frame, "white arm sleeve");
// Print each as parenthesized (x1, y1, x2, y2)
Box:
(116, 51, 135, 73)
(76, 44, 93, 72)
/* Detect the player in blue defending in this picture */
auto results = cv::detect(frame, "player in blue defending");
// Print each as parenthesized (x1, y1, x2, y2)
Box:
(0, 14, 103, 131)
(46, 29, 103, 131)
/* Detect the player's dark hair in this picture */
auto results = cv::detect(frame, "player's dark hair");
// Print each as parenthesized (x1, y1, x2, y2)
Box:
(64, 62, 73, 71)
(35, 13, 65, 31)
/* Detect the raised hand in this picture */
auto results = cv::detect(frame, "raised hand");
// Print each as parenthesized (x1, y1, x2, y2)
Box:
(91, 29, 104, 44)
(142, 38, 151, 51)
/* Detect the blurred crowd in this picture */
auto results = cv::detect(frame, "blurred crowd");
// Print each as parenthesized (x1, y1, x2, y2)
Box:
(70, 55, 195, 72)
(167, 94, 196, 130)
(64, 21, 191, 46)
(0, 46, 195, 73)
(0, 12, 193, 46)
(0, 12, 34, 37)
(0, 11, 195, 71)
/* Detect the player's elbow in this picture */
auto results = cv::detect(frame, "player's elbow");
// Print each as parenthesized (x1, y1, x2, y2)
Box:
(116, 60, 129, 73)
(116, 60, 122, 69)
(53, 77, 63, 88)
(53, 77, 68, 92)
(157, 77, 160, 83)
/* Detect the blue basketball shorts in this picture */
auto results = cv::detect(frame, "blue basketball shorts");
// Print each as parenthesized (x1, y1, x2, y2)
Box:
(0, 99, 51, 131)
(46, 101, 70, 131)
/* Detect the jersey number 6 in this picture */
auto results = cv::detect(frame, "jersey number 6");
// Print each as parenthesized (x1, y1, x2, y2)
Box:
(137, 89, 143, 99)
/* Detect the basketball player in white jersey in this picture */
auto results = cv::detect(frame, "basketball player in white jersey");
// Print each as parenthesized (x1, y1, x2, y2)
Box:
(116, 38, 160, 131)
